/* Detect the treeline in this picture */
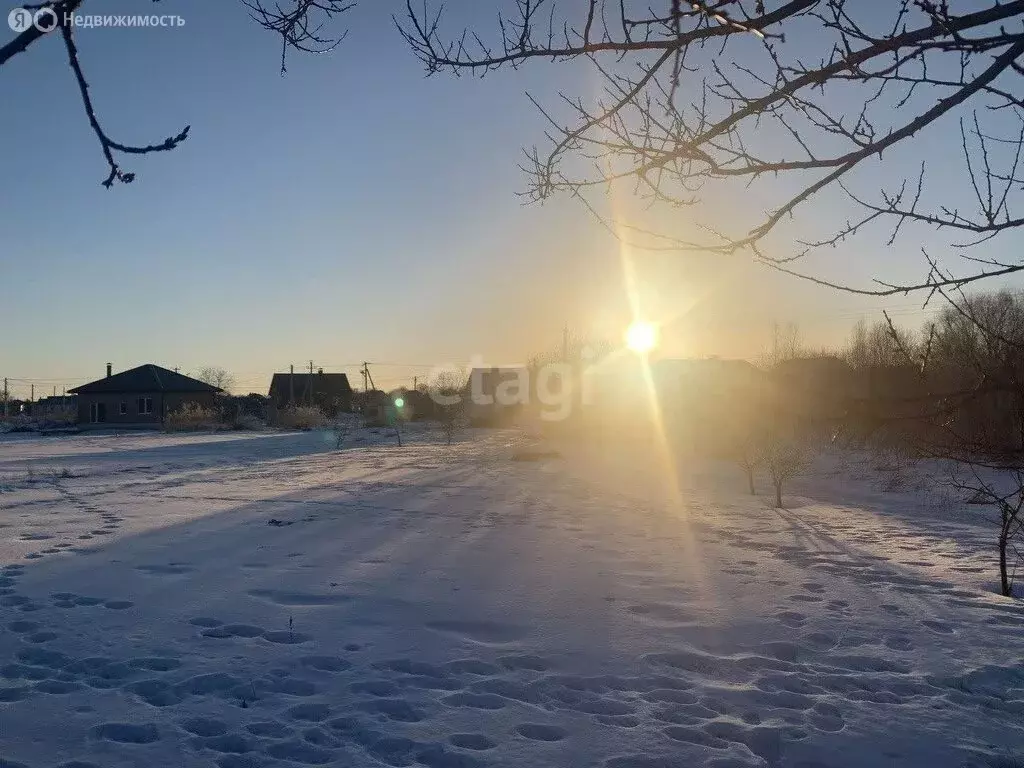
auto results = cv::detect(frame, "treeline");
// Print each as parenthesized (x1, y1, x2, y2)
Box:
(744, 291, 1024, 596)
(826, 290, 1024, 460)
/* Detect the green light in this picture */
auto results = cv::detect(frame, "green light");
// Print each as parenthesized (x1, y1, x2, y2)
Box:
(394, 397, 405, 408)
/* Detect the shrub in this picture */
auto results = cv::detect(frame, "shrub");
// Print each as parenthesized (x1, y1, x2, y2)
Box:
(165, 403, 221, 432)
(37, 406, 77, 427)
(275, 405, 326, 431)
(762, 430, 810, 508)
(232, 412, 265, 431)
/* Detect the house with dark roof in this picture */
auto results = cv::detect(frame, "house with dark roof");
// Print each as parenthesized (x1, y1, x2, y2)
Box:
(464, 367, 530, 426)
(268, 371, 352, 415)
(68, 364, 221, 429)
(647, 358, 772, 454)
(771, 356, 855, 424)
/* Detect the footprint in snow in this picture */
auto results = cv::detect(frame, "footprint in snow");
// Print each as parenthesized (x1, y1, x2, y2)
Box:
(264, 740, 335, 764)
(883, 636, 915, 651)
(25, 631, 59, 644)
(91, 722, 161, 744)
(286, 703, 332, 722)
(443, 692, 506, 711)
(626, 603, 695, 624)
(248, 589, 350, 607)
(246, 721, 293, 738)
(7, 620, 40, 633)
(774, 611, 806, 628)
(515, 723, 568, 742)
(136, 564, 193, 575)
(356, 698, 426, 722)
(789, 594, 823, 603)
(498, 654, 551, 672)
(350, 680, 399, 697)
(201, 624, 265, 639)
(445, 659, 502, 676)
(449, 733, 496, 750)
(299, 656, 351, 673)
(426, 619, 529, 644)
(180, 717, 229, 737)
(200, 734, 253, 754)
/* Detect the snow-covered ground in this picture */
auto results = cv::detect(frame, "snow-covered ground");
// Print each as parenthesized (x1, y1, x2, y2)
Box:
(0, 427, 1021, 768)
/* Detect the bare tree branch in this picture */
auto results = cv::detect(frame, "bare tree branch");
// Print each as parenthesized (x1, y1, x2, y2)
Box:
(398, 0, 1024, 294)
(1, 0, 354, 184)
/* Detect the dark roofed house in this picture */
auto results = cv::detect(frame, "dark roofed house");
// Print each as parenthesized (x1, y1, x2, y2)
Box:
(69, 364, 221, 430)
(772, 356, 855, 423)
(651, 358, 771, 454)
(268, 371, 352, 415)
(28, 395, 78, 418)
(465, 367, 530, 426)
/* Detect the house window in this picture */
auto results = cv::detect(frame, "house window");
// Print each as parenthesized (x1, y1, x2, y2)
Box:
(137, 397, 153, 415)
(119, 402, 127, 415)
(89, 402, 107, 423)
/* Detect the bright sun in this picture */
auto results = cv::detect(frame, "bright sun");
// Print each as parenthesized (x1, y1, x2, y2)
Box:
(626, 321, 658, 353)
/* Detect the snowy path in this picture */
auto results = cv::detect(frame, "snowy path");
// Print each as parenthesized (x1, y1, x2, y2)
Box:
(0, 430, 1022, 768)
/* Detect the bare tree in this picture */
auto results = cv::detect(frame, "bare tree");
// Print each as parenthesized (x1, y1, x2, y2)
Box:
(399, 1, 1024, 296)
(331, 411, 360, 449)
(844, 319, 920, 371)
(758, 322, 803, 369)
(950, 467, 1024, 598)
(195, 367, 236, 394)
(429, 371, 465, 446)
(731, 430, 762, 495)
(1, 0, 353, 186)
(761, 426, 808, 508)
(842, 293, 1024, 596)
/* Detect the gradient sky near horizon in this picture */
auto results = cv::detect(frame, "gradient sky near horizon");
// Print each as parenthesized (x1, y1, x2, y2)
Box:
(2, 0, 1022, 397)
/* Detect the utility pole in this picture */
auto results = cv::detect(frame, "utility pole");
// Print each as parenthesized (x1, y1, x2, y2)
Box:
(361, 362, 369, 392)
(308, 360, 314, 406)
(30, 384, 34, 403)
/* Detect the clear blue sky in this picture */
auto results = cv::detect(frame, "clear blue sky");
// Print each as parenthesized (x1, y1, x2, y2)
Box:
(1, 0, 1020, 396)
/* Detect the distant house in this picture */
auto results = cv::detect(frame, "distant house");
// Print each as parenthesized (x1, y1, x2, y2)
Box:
(0, 399, 28, 417)
(650, 358, 770, 451)
(68, 364, 221, 429)
(268, 370, 352, 415)
(465, 367, 530, 426)
(842, 364, 928, 444)
(395, 388, 435, 421)
(28, 395, 78, 419)
(771, 356, 855, 424)
(355, 389, 392, 427)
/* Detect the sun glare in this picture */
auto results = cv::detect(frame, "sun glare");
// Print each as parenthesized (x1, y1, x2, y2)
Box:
(626, 321, 658, 354)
